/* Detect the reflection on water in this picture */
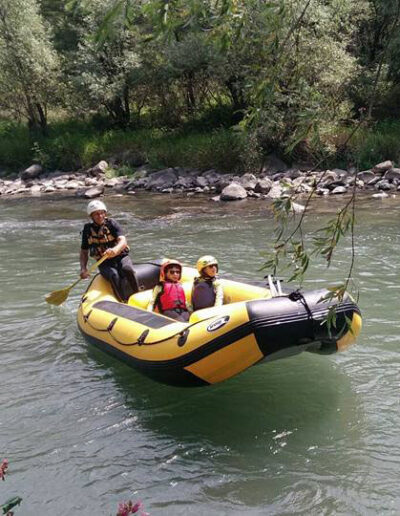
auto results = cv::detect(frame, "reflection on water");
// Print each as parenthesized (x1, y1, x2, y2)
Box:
(1, 193, 400, 515)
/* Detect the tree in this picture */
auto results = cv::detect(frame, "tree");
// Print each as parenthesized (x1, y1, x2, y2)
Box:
(0, 0, 60, 133)
(68, 0, 141, 127)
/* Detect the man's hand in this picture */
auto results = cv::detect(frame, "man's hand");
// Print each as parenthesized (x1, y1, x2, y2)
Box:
(80, 269, 90, 279)
(103, 247, 118, 259)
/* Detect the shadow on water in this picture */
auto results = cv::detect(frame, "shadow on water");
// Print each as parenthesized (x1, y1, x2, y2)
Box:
(86, 343, 362, 453)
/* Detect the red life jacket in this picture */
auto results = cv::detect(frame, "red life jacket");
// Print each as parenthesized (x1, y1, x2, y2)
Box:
(157, 282, 187, 312)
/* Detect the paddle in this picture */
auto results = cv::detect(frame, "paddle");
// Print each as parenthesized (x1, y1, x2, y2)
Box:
(45, 255, 108, 306)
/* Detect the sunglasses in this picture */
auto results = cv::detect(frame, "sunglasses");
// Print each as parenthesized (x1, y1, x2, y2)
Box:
(167, 269, 181, 274)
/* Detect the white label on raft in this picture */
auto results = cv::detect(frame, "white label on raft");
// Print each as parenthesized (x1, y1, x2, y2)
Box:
(207, 315, 230, 332)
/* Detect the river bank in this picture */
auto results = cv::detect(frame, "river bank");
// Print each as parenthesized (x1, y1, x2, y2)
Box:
(1, 157, 400, 203)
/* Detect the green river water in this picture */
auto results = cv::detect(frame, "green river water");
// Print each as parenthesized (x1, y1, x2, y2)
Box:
(1, 193, 400, 515)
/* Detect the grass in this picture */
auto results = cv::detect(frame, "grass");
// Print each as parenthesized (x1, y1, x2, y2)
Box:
(1, 115, 400, 176)
(0, 117, 243, 175)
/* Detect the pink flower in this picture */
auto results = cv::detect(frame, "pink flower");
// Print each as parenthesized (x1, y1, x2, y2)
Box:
(116, 500, 145, 516)
(131, 501, 143, 513)
(117, 502, 131, 516)
(0, 459, 9, 481)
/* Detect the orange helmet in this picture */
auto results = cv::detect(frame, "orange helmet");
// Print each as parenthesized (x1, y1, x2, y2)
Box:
(159, 259, 182, 282)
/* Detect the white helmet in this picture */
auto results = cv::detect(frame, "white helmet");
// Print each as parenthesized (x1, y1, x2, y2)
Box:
(87, 200, 107, 216)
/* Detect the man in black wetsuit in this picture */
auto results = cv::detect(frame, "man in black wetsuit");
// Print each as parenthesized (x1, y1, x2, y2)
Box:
(79, 200, 137, 302)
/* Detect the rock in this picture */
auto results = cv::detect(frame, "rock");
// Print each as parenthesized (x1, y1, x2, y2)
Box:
(376, 180, 395, 191)
(87, 160, 109, 177)
(316, 188, 330, 196)
(146, 168, 178, 190)
(272, 172, 285, 181)
(195, 176, 209, 188)
(331, 168, 349, 179)
(292, 202, 305, 213)
(20, 164, 43, 181)
(331, 186, 347, 195)
(104, 177, 121, 187)
(210, 195, 221, 202)
(254, 177, 273, 194)
(83, 186, 105, 198)
(261, 154, 288, 175)
(30, 184, 42, 195)
(283, 168, 302, 180)
(202, 169, 221, 185)
(357, 170, 376, 183)
(44, 185, 56, 193)
(239, 173, 257, 190)
(215, 174, 234, 192)
(266, 185, 284, 199)
(85, 177, 99, 186)
(66, 180, 82, 189)
(247, 190, 261, 198)
(372, 160, 393, 175)
(220, 182, 247, 201)
(384, 168, 400, 181)
(175, 176, 195, 189)
(372, 192, 389, 199)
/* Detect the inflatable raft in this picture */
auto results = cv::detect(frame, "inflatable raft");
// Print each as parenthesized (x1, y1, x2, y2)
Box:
(77, 260, 362, 387)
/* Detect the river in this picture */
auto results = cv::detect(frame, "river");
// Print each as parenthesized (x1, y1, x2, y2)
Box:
(1, 193, 400, 515)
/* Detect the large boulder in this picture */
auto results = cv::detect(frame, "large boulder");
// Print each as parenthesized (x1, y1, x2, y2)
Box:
(20, 164, 43, 181)
(202, 169, 221, 185)
(331, 186, 348, 195)
(220, 182, 247, 201)
(195, 175, 209, 188)
(87, 160, 109, 177)
(261, 154, 288, 176)
(372, 160, 393, 175)
(254, 177, 273, 194)
(283, 168, 302, 180)
(266, 184, 284, 199)
(175, 175, 196, 189)
(384, 168, 400, 181)
(146, 168, 178, 190)
(239, 173, 257, 190)
(376, 180, 395, 191)
(357, 170, 376, 183)
(83, 186, 105, 198)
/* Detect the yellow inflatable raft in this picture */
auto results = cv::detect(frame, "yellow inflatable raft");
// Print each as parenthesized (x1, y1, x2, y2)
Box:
(77, 260, 362, 387)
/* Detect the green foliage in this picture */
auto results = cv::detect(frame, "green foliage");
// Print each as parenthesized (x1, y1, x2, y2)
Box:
(0, 118, 243, 173)
(147, 129, 243, 171)
(349, 120, 400, 168)
(0, 0, 61, 131)
(2, 0, 400, 169)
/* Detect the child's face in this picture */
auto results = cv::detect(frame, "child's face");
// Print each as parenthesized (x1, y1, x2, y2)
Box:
(203, 264, 217, 277)
(166, 267, 181, 282)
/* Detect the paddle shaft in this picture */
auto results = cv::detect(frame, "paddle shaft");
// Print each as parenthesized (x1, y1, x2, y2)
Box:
(70, 254, 108, 290)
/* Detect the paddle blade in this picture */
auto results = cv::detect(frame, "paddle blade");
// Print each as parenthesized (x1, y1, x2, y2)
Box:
(45, 287, 71, 306)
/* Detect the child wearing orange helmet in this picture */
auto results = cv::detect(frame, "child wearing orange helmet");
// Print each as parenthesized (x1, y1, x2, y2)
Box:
(147, 260, 191, 321)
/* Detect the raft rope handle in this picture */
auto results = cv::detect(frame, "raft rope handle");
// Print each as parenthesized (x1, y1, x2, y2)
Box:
(81, 307, 213, 347)
(288, 290, 313, 320)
